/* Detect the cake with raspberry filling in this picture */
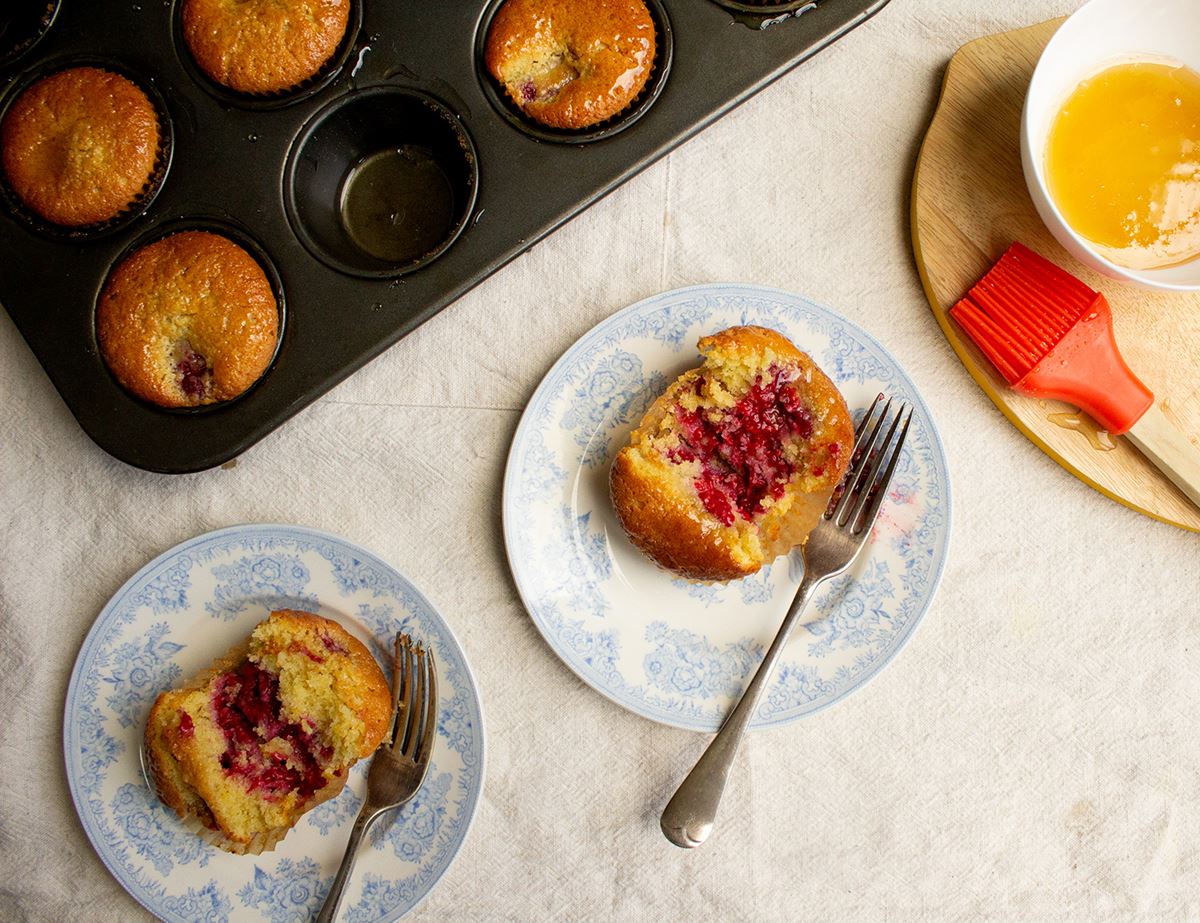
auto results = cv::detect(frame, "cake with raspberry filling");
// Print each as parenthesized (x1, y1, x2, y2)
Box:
(145, 610, 391, 853)
(484, 0, 656, 130)
(96, 230, 278, 408)
(610, 326, 855, 582)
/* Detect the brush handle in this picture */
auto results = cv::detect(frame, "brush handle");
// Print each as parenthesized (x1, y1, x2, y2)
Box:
(1126, 406, 1200, 512)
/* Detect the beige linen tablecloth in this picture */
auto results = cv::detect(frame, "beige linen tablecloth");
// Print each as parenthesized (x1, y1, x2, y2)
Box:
(4, 1, 1199, 919)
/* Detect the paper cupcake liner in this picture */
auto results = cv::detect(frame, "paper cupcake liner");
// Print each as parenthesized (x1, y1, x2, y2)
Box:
(175, 0, 363, 110)
(0, 56, 172, 240)
(177, 812, 289, 856)
(479, 0, 673, 144)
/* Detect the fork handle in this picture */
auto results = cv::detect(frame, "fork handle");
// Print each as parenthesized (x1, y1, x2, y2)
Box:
(660, 572, 821, 848)
(316, 806, 383, 923)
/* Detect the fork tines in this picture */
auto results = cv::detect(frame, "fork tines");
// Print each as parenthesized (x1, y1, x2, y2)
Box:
(390, 633, 437, 764)
(825, 394, 913, 535)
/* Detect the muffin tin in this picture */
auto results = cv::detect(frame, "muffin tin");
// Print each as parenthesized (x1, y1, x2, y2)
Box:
(0, 0, 891, 473)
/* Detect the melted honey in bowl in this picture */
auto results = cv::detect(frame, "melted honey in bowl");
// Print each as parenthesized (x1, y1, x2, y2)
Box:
(1046, 60, 1200, 270)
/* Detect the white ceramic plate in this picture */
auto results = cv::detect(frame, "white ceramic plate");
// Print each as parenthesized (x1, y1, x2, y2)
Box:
(503, 284, 951, 731)
(64, 524, 485, 922)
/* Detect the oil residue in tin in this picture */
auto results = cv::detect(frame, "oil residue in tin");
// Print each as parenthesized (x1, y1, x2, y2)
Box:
(338, 146, 455, 264)
(350, 45, 371, 80)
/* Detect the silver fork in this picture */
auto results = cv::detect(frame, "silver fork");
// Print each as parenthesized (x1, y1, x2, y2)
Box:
(316, 633, 438, 922)
(660, 394, 913, 848)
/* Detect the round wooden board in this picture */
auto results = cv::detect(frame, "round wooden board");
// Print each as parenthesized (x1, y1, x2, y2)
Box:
(911, 18, 1200, 533)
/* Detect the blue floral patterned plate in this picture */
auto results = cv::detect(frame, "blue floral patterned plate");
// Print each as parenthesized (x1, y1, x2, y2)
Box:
(64, 524, 485, 922)
(503, 284, 951, 732)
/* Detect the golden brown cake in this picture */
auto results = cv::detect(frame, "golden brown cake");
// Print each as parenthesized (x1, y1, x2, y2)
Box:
(145, 610, 391, 853)
(611, 326, 855, 581)
(484, 0, 656, 130)
(0, 66, 161, 227)
(182, 0, 351, 95)
(96, 230, 279, 408)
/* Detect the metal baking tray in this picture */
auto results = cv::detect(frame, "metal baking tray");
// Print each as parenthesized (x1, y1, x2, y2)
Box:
(0, 0, 891, 473)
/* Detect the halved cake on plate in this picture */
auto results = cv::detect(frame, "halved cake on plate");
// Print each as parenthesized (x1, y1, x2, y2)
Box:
(145, 610, 390, 853)
(611, 326, 854, 581)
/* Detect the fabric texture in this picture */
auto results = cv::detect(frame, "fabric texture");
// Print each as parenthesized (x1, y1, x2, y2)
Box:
(3, 1, 1198, 919)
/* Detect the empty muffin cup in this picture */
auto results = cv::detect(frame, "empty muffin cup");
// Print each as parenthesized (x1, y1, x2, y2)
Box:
(0, 1, 60, 71)
(284, 87, 478, 277)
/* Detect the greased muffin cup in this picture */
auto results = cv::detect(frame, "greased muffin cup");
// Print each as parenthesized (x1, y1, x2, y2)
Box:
(285, 87, 479, 278)
(476, 0, 673, 144)
(96, 219, 285, 410)
(0, 1, 61, 70)
(173, 0, 363, 108)
(0, 57, 172, 239)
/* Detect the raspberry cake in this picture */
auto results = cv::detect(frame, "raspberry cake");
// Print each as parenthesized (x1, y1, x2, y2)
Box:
(145, 610, 391, 853)
(484, 0, 656, 130)
(96, 230, 278, 408)
(610, 326, 854, 581)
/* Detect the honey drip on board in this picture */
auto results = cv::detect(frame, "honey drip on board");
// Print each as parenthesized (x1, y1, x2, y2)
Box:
(1048, 412, 1117, 452)
(1045, 60, 1200, 270)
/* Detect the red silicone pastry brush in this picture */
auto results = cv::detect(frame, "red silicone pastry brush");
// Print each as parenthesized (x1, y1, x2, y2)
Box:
(951, 242, 1200, 510)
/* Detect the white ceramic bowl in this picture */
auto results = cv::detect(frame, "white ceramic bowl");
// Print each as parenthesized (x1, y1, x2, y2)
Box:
(1021, 0, 1200, 292)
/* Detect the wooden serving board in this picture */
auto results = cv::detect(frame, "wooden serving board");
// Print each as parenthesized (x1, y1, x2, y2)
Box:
(912, 18, 1200, 533)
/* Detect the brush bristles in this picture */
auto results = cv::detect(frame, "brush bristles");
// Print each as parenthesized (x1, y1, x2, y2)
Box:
(950, 243, 1099, 384)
